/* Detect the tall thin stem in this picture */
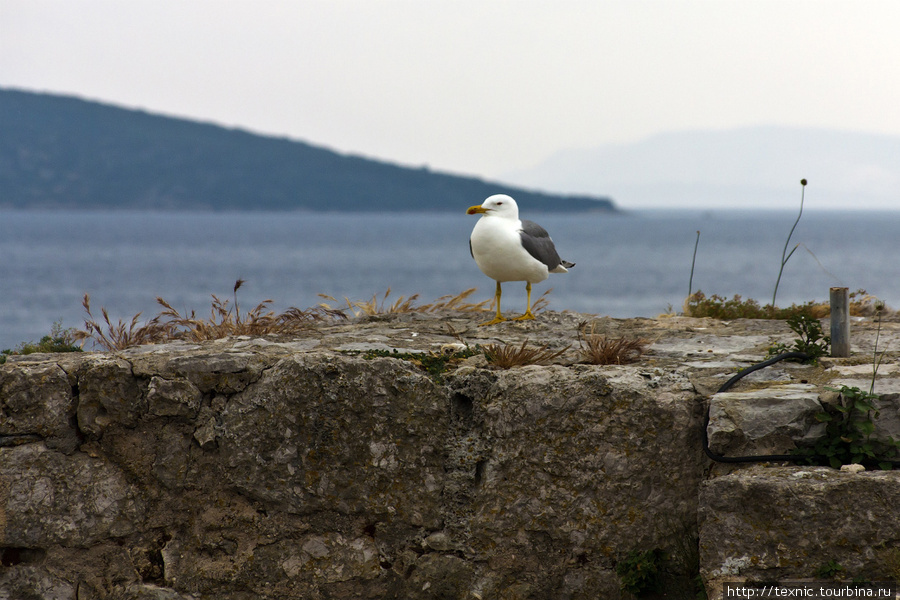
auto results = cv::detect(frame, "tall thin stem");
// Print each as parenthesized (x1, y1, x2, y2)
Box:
(233, 278, 245, 324)
(772, 179, 806, 308)
(871, 301, 886, 396)
(688, 230, 700, 299)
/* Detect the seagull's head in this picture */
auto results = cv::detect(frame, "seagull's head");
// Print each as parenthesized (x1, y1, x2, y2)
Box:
(466, 194, 519, 220)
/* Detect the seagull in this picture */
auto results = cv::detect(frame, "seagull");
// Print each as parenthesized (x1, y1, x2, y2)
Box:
(467, 194, 575, 326)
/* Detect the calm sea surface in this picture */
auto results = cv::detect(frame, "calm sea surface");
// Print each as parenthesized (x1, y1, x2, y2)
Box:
(2, 209, 899, 350)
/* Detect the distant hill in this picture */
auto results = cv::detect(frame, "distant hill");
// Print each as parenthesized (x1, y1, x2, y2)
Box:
(0, 89, 615, 213)
(503, 126, 900, 210)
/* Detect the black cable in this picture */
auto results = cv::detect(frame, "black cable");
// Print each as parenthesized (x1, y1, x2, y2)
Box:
(702, 352, 812, 463)
(702, 351, 900, 467)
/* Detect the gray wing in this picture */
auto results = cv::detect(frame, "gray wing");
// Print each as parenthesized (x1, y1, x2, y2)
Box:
(469, 237, 474, 259)
(519, 220, 565, 270)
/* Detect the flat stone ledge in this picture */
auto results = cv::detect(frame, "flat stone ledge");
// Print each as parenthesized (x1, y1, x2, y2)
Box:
(707, 384, 825, 457)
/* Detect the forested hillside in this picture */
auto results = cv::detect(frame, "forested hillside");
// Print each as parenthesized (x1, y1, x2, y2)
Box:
(0, 89, 615, 212)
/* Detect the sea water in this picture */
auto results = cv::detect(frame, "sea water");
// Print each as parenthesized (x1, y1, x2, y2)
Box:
(2, 209, 899, 350)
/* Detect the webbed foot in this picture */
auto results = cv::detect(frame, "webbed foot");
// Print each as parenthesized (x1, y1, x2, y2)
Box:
(478, 315, 507, 326)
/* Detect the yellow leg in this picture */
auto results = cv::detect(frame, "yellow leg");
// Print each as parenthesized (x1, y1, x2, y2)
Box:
(513, 282, 536, 321)
(479, 281, 507, 326)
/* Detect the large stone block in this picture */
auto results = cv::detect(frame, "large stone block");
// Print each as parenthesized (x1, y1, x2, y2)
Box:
(448, 364, 704, 595)
(707, 384, 825, 457)
(699, 465, 900, 584)
(872, 392, 900, 444)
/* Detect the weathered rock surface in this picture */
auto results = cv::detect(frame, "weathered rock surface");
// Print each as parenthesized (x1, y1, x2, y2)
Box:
(707, 384, 826, 457)
(1, 443, 147, 547)
(0, 360, 78, 453)
(700, 466, 900, 590)
(445, 364, 703, 597)
(1, 310, 899, 599)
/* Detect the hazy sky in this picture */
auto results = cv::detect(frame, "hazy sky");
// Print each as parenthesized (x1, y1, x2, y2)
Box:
(3, 1, 900, 194)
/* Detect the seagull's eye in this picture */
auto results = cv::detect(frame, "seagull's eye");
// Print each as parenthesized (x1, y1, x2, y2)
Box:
(496, 202, 503, 205)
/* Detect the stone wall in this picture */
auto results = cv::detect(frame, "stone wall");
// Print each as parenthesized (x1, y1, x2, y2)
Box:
(2, 311, 899, 599)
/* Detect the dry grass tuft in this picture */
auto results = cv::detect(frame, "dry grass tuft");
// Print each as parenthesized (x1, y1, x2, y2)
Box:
(578, 322, 648, 365)
(421, 288, 494, 313)
(483, 339, 569, 369)
(75, 284, 502, 351)
(848, 289, 893, 317)
(76, 280, 347, 351)
(156, 296, 342, 342)
(157, 293, 277, 341)
(73, 294, 173, 350)
(331, 288, 421, 317)
(320, 287, 493, 317)
(530, 288, 552, 314)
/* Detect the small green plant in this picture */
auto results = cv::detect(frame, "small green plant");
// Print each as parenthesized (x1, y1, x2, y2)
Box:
(616, 548, 665, 596)
(793, 385, 900, 469)
(684, 292, 770, 319)
(768, 311, 830, 362)
(685, 291, 824, 320)
(1, 321, 83, 363)
(657, 515, 707, 600)
(686, 289, 878, 320)
(815, 559, 845, 579)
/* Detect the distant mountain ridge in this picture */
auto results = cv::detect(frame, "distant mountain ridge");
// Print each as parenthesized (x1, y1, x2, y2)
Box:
(0, 88, 615, 212)
(503, 126, 900, 210)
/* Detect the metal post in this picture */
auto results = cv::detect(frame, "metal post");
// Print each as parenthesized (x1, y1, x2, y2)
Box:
(830, 287, 850, 357)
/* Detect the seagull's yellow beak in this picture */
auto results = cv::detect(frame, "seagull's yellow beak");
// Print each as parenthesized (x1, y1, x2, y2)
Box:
(467, 205, 488, 215)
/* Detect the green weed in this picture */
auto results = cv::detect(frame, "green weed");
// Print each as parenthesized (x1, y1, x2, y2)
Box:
(815, 560, 845, 580)
(768, 312, 830, 363)
(1, 321, 82, 363)
(685, 291, 818, 320)
(616, 549, 665, 596)
(686, 289, 878, 320)
(793, 385, 900, 469)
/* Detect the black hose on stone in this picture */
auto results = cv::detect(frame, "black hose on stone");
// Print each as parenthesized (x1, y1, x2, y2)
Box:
(702, 352, 811, 463)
